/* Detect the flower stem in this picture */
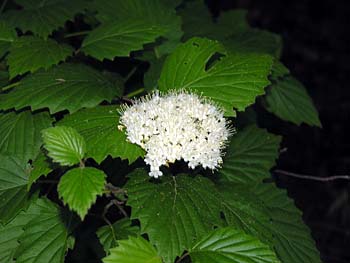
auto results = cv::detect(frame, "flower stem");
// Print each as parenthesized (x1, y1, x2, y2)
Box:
(64, 30, 91, 38)
(1, 81, 21, 91)
(125, 88, 145, 98)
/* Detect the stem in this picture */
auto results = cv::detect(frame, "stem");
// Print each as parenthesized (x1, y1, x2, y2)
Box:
(176, 252, 189, 263)
(125, 88, 145, 98)
(124, 66, 138, 83)
(274, 169, 350, 182)
(64, 30, 91, 38)
(1, 81, 21, 91)
(0, 0, 8, 14)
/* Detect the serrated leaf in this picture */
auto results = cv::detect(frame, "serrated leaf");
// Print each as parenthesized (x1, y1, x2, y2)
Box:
(189, 227, 280, 263)
(97, 218, 140, 254)
(219, 183, 273, 245)
(7, 36, 73, 79)
(0, 111, 52, 163)
(253, 183, 322, 263)
(82, 18, 167, 61)
(0, 70, 9, 88)
(224, 29, 282, 58)
(0, 154, 29, 224)
(28, 151, 53, 190)
(144, 56, 165, 92)
(264, 76, 321, 127)
(0, 63, 121, 114)
(180, 2, 249, 41)
(2, 0, 84, 38)
(219, 126, 281, 184)
(89, 0, 182, 56)
(270, 61, 290, 81)
(58, 167, 106, 219)
(158, 37, 273, 116)
(103, 236, 162, 263)
(126, 169, 222, 263)
(0, 198, 39, 263)
(14, 198, 71, 263)
(57, 106, 144, 164)
(0, 21, 17, 58)
(42, 126, 86, 166)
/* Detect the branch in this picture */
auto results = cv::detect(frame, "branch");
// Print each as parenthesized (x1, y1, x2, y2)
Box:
(274, 169, 350, 182)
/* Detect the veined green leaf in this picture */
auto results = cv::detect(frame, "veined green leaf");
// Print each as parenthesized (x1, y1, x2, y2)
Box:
(103, 236, 162, 263)
(14, 198, 71, 263)
(0, 111, 53, 164)
(0, 197, 39, 263)
(57, 106, 144, 164)
(264, 76, 321, 127)
(0, 63, 121, 114)
(7, 36, 73, 79)
(82, 18, 167, 61)
(158, 37, 273, 116)
(254, 183, 322, 263)
(58, 167, 106, 219)
(0, 70, 9, 88)
(126, 169, 222, 263)
(189, 227, 280, 263)
(219, 126, 281, 184)
(89, 0, 182, 56)
(2, 0, 84, 38)
(180, 2, 249, 41)
(28, 151, 53, 190)
(0, 21, 17, 58)
(97, 218, 140, 255)
(42, 126, 86, 166)
(0, 154, 29, 224)
(224, 29, 282, 58)
(219, 183, 273, 245)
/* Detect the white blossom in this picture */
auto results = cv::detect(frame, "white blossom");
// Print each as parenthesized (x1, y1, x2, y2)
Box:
(119, 91, 232, 177)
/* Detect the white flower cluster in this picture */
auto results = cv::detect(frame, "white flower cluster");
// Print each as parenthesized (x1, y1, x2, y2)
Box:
(119, 91, 231, 178)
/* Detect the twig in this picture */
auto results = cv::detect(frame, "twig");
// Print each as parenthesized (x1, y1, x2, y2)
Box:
(176, 252, 189, 263)
(1, 81, 21, 92)
(125, 88, 145, 98)
(64, 30, 91, 38)
(274, 169, 350, 182)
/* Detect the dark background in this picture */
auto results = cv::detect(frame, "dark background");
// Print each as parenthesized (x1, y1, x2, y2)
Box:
(208, 0, 350, 262)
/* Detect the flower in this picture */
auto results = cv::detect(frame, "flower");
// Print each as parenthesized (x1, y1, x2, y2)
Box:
(119, 91, 231, 177)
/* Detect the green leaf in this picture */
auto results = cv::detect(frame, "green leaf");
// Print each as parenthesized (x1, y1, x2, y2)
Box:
(270, 61, 290, 81)
(189, 227, 280, 263)
(0, 63, 121, 114)
(0, 21, 17, 58)
(103, 236, 162, 263)
(57, 106, 144, 164)
(97, 218, 140, 254)
(254, 183, 322, 263)
(0, 154, 29, 224)
(144, 56, 165, 92)
(28, 151, 53, 190)
(89, 0, 182, 56)
(58, 167, 106, 219)
(126, 169, 222, 263)
(180, 2, 249, 41)
(219, 126, 281, 184)
(224, 29, 282, 58)
(42, 126, 86, 166)
(0, 111, 53, 163)
(158, 37, 273, 116)
(14, 198, 71, 263)
(7, 36, 73, 79)
(264, 76, 321, 127)
(0, 70, 9, 88)
(0, 198, 39, 263)
(2, 0, 83, 38)
(82, 18, 166, 61)
(219, 183, 273, 245)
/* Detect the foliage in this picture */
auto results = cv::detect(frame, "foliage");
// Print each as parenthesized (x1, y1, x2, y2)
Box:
(0, 0, 321, 263)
